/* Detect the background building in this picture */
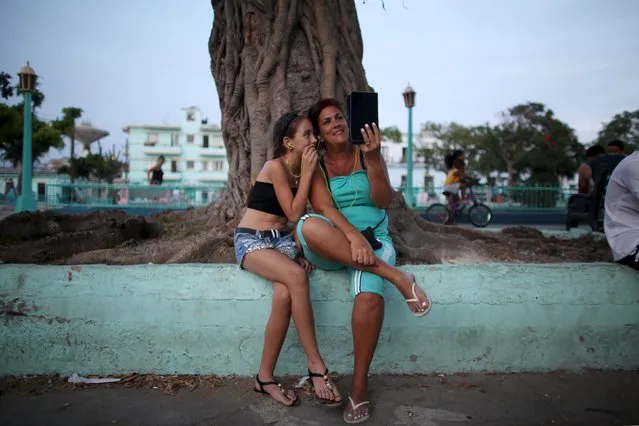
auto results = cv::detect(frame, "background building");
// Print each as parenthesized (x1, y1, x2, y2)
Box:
(123, 106, 228, 187)
(381, 129, 442, 187)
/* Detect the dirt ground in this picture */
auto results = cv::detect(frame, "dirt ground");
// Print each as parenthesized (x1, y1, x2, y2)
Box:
(0, 210, 613, 265)
(1, 372, 638, 425)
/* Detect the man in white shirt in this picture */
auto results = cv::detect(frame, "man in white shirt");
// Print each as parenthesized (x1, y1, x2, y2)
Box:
(604, 151, 639, 270)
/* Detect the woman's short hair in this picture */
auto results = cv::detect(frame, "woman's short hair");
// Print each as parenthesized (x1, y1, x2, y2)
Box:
(307, 98, 344, 136)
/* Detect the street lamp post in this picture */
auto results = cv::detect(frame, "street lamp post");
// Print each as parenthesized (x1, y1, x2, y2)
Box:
(15, 62, 38, 213)
(402, 84, 416, 208)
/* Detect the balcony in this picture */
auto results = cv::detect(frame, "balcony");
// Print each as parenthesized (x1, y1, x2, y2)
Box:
(199, 146, 226, 156)
(162, 172, 182, 181)
(143, 144, 181, 156)
(198, 171, 227, 182)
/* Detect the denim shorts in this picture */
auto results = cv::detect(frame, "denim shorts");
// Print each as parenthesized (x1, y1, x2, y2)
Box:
(234, 227, 297, 267)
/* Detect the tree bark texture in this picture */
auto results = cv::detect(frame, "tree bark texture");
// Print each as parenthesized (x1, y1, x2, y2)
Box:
(208, 0, 369, 223)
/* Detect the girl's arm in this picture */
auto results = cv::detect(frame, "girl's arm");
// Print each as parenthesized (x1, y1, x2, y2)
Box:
(270, 160, 314, 222)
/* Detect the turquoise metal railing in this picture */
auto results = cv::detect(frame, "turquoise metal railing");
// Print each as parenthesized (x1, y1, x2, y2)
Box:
(44, 182, 576, 211)
(405, 185, 575, 209)
(46, 182, 226, 210)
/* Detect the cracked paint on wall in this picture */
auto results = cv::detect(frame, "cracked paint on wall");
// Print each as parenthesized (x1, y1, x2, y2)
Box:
(0, 263, 638, 376)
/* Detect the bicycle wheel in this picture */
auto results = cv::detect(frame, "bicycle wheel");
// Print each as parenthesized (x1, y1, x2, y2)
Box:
(425, 203, 450, 224)
(468, 203, 492, 227)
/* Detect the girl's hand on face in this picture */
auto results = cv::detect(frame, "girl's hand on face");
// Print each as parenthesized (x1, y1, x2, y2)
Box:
(301, 145, 318, 177)
(360, 123, 381, 157)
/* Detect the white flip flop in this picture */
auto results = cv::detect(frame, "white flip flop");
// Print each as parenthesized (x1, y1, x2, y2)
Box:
(343, 396, 370, 424)
(406, 281, 432, 317)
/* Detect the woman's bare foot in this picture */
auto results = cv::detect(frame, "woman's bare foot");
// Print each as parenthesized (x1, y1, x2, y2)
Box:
(254, 376, 298, 407)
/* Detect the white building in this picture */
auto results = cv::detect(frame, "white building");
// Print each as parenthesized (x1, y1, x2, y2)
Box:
(123, 107, 228, 187)
(381, 129, 445, 190)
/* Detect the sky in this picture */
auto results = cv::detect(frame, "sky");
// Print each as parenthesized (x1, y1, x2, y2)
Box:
(1, 0, 638, 160)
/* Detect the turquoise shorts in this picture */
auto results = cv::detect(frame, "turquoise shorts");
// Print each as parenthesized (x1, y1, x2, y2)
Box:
(296, 213, 396, 298)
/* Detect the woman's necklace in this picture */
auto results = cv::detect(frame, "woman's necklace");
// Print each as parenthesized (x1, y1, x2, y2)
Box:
(283, 157, 301, 186)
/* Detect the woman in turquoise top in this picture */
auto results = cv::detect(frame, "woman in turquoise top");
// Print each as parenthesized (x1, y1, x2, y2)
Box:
(296, 98, 432, 424)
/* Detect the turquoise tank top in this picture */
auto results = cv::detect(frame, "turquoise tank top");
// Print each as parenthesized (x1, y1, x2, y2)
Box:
(328, 170, 389, 236)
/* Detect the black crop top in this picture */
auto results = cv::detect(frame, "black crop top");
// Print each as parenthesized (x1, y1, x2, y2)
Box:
(246, 181, 297, 217)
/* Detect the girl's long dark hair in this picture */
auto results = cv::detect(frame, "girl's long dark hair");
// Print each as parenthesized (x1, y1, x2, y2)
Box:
(273, 112, 305, 157)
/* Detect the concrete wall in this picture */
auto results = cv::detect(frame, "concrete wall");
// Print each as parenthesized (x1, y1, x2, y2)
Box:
(1, 263, 637, 377)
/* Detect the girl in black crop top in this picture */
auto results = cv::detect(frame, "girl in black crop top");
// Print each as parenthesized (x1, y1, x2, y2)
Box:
(233, 112, 343, 407)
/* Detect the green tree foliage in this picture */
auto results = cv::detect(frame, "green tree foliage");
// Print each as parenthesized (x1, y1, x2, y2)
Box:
(58, 151, 125, 183)
(379, 125, 402, 143)
(420, 122, 492, 175)
(595, 109, 638, 154)
(420, 102, 584, 187)
(0, 71, 64, 168)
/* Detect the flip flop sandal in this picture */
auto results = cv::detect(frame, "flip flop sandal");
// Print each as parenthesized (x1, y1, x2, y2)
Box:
(406, 281, 432, 317)
(343, 396, 370, 424)
(254, 374, 300, 407)
(308, 368, 342, 407)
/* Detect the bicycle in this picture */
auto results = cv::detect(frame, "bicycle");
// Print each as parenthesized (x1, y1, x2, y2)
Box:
(424, 181, 493, 227)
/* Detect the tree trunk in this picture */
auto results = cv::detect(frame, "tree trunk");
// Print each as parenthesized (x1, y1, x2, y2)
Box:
(507, 161, 516, 187)
(207, 0, 368, 223)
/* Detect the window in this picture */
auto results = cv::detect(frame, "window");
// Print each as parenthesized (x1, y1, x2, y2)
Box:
(202, 135, 209, 148)
(171, 160, 178, 172)
(186, 111, 195, 121)
(401, 147, 407, 163)
(171, 132, 180, 147)
(186, 161, 195, 170)
(213, 160, 224, 171)
(202, 191, 209, 202)
(145, 133, 159, 146)
(37, 183, 46, 201)
(202, 161, 208, 171)
(381, 146, 389, 162)
(187, 134, 195, 144)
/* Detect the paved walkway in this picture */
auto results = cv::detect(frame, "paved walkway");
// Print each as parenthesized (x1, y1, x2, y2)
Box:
(1, 372, 638, 425)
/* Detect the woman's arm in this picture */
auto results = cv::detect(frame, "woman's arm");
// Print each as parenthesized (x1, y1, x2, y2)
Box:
(360, 123, 393, 208)
(364, 153, 393, 209)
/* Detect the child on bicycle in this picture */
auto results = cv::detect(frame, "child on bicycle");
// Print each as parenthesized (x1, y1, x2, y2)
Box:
(443, 150, 474, 224)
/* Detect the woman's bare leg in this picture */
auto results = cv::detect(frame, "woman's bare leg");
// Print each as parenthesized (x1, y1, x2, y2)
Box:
(300, 218, 429, 312)
(346, 292, 383, 421)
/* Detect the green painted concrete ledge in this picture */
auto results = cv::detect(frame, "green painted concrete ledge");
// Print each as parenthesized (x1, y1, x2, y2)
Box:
(1, 263, 638, 377)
